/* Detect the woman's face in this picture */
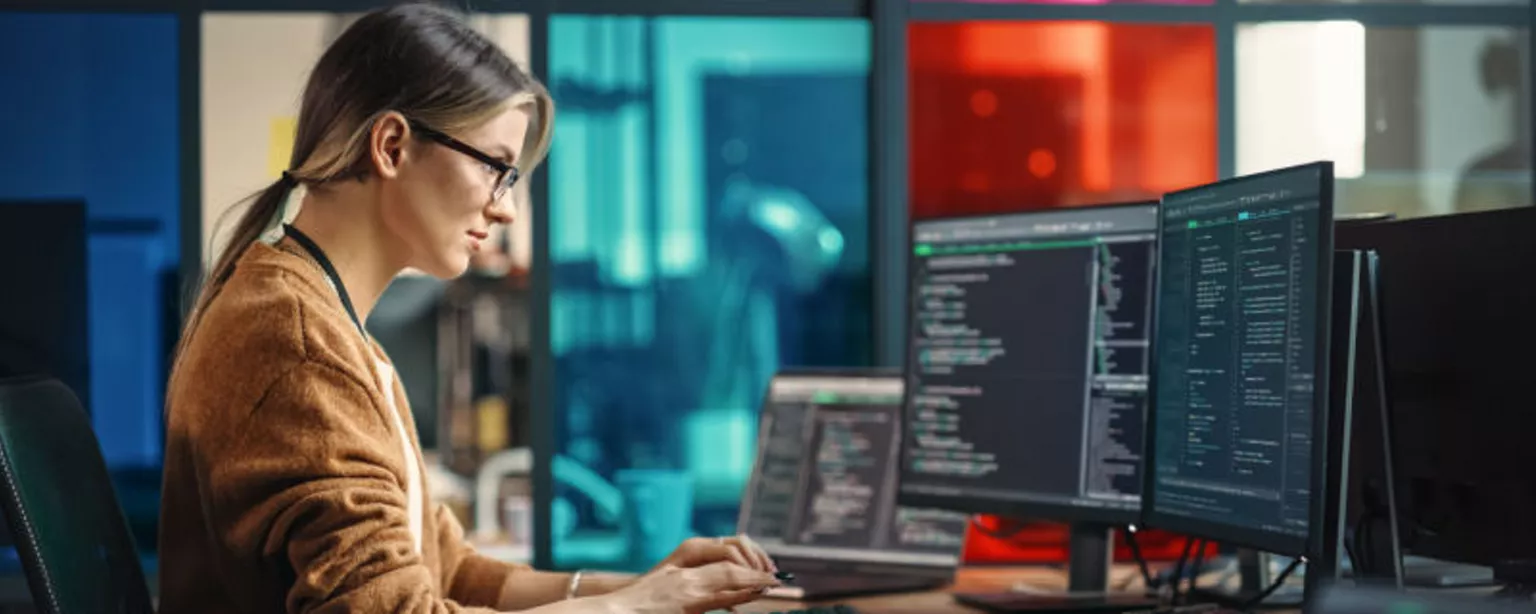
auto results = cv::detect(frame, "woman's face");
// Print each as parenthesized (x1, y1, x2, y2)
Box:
(383, 105, 530, 279)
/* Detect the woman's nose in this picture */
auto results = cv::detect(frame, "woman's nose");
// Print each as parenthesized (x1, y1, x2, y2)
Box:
(487, 196, 515, 225)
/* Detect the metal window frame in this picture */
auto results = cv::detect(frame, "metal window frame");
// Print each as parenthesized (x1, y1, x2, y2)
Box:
(1, 0, 1529, 571)
(527, 0, 554, 570)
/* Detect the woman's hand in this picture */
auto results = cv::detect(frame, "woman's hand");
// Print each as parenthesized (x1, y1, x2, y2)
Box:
(655, 535, 776, 574)
(602, 561, 779, 614)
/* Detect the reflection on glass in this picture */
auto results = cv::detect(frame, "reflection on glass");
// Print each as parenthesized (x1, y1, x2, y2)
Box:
(549, 15, 872, 571)
(910, 22, 1217, 217)
(1237, 24, 1530, 218)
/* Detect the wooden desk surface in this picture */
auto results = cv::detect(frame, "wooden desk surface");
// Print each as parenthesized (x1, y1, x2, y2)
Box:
(737, 566, 1132, 613)
(735, 565, 1303, 614)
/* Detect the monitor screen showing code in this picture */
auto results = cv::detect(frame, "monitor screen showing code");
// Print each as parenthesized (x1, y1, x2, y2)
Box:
(899, 204, 1158, 521)
(742, 375, 968, 566)
(1150, 164, 1330, 541)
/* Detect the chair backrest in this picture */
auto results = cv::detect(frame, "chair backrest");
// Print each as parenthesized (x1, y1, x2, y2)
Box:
(0, 376, 153, 614)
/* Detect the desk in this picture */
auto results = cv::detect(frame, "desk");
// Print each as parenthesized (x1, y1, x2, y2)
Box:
(738, 566, 1052, 613)
(0, 563, 1304, 614)
(736, 566, 1303, 614)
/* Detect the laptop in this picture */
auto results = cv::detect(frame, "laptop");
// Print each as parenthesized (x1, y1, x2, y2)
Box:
(738, 368, 969, 601)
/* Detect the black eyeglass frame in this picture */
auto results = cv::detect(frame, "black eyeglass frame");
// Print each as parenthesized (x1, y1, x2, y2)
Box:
(407, 119, 521, 201)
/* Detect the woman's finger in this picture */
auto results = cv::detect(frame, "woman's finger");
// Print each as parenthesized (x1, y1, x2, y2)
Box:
(691, 538, 751, 569)
(693, 561, 778, 591)
(731, 542, 768, 572)
(722, 543, 753, 569)
(665, 538, 725, 568)
(725, 535, 772, 572)
(738, 534, 777, 572)
(711, 536, 769, 572)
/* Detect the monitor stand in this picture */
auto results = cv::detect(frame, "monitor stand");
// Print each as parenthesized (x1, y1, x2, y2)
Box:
(1342, 252, 1493, 591)
(1396, 556, 1496, 588)
(1188, 549, 1306, 609)
(953, 523, 1160, 613)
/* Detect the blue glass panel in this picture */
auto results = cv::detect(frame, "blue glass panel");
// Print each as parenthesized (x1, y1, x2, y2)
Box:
(0, 14, 179, 466)
(548, 15, 872, 571)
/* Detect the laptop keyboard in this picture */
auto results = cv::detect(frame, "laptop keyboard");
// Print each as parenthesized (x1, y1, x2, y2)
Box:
(765, 604, 861, 614)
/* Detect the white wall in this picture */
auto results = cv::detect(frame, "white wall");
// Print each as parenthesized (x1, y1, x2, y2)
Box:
(202, 14, 329, 263)
(1236, 21, 1366, 180)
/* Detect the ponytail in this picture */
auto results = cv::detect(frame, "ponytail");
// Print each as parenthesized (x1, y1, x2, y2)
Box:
(171, 174, 298, 363)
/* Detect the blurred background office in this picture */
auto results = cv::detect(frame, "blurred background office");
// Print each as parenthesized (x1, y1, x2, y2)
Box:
(0, 0, 1529, 586)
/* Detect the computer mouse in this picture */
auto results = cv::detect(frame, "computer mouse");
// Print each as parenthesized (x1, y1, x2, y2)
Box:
(775, 571, 796, 583)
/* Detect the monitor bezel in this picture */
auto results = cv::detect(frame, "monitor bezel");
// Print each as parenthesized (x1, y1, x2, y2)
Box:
(895, 199, 1161, 527)
(1141, 161, 1336, 558)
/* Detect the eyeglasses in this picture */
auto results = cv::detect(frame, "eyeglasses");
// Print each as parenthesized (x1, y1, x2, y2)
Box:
(408, 119, 521, 202)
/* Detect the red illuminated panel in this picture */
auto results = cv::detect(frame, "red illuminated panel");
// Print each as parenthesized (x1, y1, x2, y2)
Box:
(963, 519, 1216, 565)
(910, 22, 1217, 219)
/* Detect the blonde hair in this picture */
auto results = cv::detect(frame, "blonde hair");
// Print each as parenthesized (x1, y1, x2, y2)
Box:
(177, 1, 553, 361)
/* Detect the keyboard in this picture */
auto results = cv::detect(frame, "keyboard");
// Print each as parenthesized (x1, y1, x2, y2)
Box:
(765, 605, 861, 614)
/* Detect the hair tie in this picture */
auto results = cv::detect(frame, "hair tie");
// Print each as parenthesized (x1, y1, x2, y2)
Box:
(262, 172, 302, 245)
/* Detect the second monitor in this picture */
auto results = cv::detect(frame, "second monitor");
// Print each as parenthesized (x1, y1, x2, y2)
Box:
(1143, 161, 1339, 607)
(899, 202, 1160, 595)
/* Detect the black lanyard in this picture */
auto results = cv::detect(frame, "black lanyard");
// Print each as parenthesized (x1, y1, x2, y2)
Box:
(282, 224, 366, 337)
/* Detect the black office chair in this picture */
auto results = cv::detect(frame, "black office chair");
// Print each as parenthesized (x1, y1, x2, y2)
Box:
(0, 376, 153, 614)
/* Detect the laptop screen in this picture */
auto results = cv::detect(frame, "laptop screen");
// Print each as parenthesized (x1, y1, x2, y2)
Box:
(738, 371, 968, 568)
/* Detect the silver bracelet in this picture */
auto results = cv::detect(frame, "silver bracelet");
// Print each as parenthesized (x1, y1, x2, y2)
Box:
(565, 570, 584, 600)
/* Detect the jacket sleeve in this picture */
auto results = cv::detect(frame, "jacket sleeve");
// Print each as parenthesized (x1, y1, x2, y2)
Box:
(434, 504, 571, 608)
(197, 359, 498, 614)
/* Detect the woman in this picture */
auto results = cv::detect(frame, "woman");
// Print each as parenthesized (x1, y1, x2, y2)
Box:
(160, 4, 780, 613)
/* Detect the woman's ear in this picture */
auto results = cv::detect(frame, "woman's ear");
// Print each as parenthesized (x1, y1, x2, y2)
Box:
(370, 111, 411, 179)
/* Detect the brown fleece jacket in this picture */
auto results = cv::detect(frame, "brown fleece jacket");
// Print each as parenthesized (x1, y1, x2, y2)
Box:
(160, 241, 542, 613)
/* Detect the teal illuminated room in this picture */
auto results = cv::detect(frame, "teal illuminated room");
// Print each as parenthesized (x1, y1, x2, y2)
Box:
(0, 0, 1533, 612)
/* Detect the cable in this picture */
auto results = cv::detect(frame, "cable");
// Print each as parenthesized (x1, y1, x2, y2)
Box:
(1238, 556, 1303, 612)
(1343, 533, 1361, 581)
(1352, 513, 1374, 575)
(1175, 539, 1207, 604)
(1164, 537, 1195, 602)
(1123, 525, 1156, 592)
(1183, 539, 1209, 603)
(1353, 497, 1373, 574)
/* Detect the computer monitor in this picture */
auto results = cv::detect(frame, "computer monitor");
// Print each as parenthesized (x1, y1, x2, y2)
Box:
(1144, 162, 1336, 562)
(738, 369, 968, 590)
(1336, 207, 1536, 571)
(0, 201, 89, 409)
(896, 202, 1160, 605)
(899, 202, 1157, 522)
